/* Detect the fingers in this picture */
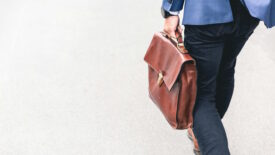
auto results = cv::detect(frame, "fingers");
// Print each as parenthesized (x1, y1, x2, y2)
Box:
(177, 25, 183, 34)
(163, 16, 180, 38)
(175, 25, 183, 40)
(169, 31, 177, 38)
(163, 25, 176, 38)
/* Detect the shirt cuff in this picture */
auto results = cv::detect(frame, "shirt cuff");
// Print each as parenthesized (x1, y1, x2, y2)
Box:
(169, 11, 180, 15)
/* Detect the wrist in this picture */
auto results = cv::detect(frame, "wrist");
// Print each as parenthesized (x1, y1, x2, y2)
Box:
(161, 7, 179, 18)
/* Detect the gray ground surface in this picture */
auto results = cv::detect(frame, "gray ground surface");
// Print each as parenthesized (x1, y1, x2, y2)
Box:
(0, 0, 275, 154)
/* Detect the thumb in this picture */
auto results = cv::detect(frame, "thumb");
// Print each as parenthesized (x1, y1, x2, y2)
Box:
(163, 28, 176, 38)
(169, 30, 177, 38)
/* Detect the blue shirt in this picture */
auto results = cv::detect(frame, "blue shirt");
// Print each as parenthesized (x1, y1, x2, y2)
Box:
(162, 0, 275, 28)
(240, 0, 275, 28)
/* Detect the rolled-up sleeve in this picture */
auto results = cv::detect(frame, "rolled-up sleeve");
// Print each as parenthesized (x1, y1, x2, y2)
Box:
(162, 0, 184, 12)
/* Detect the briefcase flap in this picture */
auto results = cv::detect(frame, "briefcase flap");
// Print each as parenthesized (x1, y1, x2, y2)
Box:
(144, 32, 195, 91)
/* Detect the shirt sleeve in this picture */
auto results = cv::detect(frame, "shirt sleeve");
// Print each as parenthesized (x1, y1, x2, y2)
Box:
(162, 0, 184, 12)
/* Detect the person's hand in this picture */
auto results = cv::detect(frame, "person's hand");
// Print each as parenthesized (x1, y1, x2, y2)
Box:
(163, 15, 182, 39)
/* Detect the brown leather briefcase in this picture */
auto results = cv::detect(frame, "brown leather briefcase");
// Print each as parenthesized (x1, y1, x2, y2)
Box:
(144, 31, 197, 129)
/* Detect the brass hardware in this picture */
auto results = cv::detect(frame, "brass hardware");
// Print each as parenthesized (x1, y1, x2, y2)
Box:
(166, 34, 188, 54)
(177, 42, 184, 47)
(157, 72, 164, 87)
(160, 31, 189, 53)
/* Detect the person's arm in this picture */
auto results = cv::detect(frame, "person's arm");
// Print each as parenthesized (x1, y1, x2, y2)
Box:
(162, 0, 184, 12)
(161, 0, 184, 38)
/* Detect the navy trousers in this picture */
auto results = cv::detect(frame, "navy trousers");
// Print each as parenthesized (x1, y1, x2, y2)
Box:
(183, 0, 260, 154)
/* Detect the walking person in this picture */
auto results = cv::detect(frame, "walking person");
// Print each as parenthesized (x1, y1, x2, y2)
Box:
(161, 0, 260, 154)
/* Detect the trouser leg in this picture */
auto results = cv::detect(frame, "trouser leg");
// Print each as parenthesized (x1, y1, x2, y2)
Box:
(215, 37, 248, 119)
(183, 0, 260, 154)
(184, 24, 231, 155)
(215, 0, 260, 119)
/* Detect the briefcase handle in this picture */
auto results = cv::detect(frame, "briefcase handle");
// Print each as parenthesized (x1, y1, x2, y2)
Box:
(160, 31, 189, 54)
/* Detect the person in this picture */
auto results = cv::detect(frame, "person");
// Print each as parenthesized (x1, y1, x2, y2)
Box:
(240, 0, 275, 28)
(161, 0, 260, 154)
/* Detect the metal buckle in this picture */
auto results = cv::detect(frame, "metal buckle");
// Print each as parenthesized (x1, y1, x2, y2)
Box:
(157, 72, 164, 87)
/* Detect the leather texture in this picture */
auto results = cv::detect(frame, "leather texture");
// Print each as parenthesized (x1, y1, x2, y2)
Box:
(144, 32, 197, 129)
